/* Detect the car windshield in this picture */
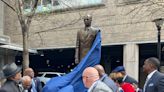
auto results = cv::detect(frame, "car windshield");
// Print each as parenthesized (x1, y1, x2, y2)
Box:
(37, 74, 43, 76)
(37, 72, 65, 78)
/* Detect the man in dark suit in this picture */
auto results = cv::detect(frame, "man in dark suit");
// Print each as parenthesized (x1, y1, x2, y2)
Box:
(143, 57, 164, 92)
(24, 68, 42, 92)
(22, 76, 32, 92)
(113, 66, 138, 85)
(94, 64, 118, 92)
(1, 62, 22, 92)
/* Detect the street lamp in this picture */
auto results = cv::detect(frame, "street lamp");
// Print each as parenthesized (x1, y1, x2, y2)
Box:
(152, 18, 164, 62)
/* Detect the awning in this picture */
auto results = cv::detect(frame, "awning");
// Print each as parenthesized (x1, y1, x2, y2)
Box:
(0, 44, 37, 53)
(0, 35, 10, 45)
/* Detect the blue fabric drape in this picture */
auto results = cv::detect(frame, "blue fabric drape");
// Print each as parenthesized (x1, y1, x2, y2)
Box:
(42, 32, 101, 92)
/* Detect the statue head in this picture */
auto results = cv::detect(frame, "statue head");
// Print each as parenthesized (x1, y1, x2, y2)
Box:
(83, 14, 92, 27)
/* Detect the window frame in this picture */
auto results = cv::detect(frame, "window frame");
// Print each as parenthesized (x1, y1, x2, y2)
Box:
(23, 0, 106, 14)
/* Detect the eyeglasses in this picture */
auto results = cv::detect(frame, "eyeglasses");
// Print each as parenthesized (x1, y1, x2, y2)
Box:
(82, 74, 99, 79)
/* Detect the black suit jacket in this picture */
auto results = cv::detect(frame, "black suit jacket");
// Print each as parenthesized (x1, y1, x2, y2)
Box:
(1, 80, 22, 92)
(145, 71, 164, 92)
(123, 75, 138, 85)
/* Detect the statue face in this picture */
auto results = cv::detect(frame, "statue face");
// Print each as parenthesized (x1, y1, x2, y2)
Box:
(83, 15, 92, 27)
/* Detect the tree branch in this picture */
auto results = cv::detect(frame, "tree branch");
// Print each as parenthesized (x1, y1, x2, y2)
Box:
(0, 0, 16, 12)
(33, 17, 81, 34)
(26, 0, 38, 28)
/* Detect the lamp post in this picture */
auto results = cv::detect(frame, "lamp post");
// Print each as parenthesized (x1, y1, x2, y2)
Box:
(152, 18, 164, 62)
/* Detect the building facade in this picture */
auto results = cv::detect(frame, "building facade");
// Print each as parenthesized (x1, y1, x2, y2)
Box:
(0, 1, 37, 70)
(3, 0, 164, 87)
(0, 1, 13, 69)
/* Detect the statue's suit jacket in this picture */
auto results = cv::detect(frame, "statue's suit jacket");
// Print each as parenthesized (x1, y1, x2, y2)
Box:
(145, 71, 164, 92)
(89, 80, 113, 92)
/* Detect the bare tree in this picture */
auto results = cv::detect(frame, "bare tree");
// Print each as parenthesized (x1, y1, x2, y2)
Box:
(122, 0, 164, 20)
(0, 0, 38, 70)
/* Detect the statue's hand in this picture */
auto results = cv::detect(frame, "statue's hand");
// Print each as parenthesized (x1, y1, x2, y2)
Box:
(75, 58, 79, 64)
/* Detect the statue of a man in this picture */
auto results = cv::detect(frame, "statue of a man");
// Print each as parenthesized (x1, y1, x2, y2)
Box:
(75, 14, 100, 64)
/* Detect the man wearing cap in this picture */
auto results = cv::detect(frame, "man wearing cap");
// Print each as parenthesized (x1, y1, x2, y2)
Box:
(75, 14, 100, 64)
(113, 66, 138, 85)
(1, 62, 23, 92)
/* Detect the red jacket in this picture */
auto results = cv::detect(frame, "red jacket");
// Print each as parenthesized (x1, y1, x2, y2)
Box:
(120, 82, 135, 92)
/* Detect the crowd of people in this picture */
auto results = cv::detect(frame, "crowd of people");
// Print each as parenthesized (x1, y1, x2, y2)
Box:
(82, 57, 164, 92)
(82, 65, 137, 92)
(0, 57, 163, 92)
(0, 63, 42, 92)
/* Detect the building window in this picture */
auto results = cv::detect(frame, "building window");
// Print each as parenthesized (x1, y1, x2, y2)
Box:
(52, 0, 60, 6)
(115, 0, 147, 5)
(24, 0, 33, 9)
(24, 0, 104, 14)
(42, 0, 51, 6)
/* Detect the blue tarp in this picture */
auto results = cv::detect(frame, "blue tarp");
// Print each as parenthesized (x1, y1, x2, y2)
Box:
(42, 32, 101, 92)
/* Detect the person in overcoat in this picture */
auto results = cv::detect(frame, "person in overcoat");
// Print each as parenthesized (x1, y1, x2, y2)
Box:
(1, 62, 22, 92)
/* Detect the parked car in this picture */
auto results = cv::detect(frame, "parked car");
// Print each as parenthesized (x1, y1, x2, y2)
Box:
(37, 72, 65, 86)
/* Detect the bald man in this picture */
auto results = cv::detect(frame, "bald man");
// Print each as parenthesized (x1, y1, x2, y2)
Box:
(75, 14, 100, 64)
(24, 68, 42, 92)
(82, 67, 113, 92)
(22, 76, 32, 91)
(94, 65, 118, 92)
(24, 68, 35, 79)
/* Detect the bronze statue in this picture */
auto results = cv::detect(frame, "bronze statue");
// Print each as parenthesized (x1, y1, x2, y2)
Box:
(75, 14, 99, 64)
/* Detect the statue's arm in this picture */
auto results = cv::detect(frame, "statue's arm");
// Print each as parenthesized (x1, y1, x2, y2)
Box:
(97, 28, 101, 32)
(75, 31, 80, 64)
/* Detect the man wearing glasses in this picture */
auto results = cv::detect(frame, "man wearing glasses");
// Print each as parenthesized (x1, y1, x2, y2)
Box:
(82, 67, 113, 92)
